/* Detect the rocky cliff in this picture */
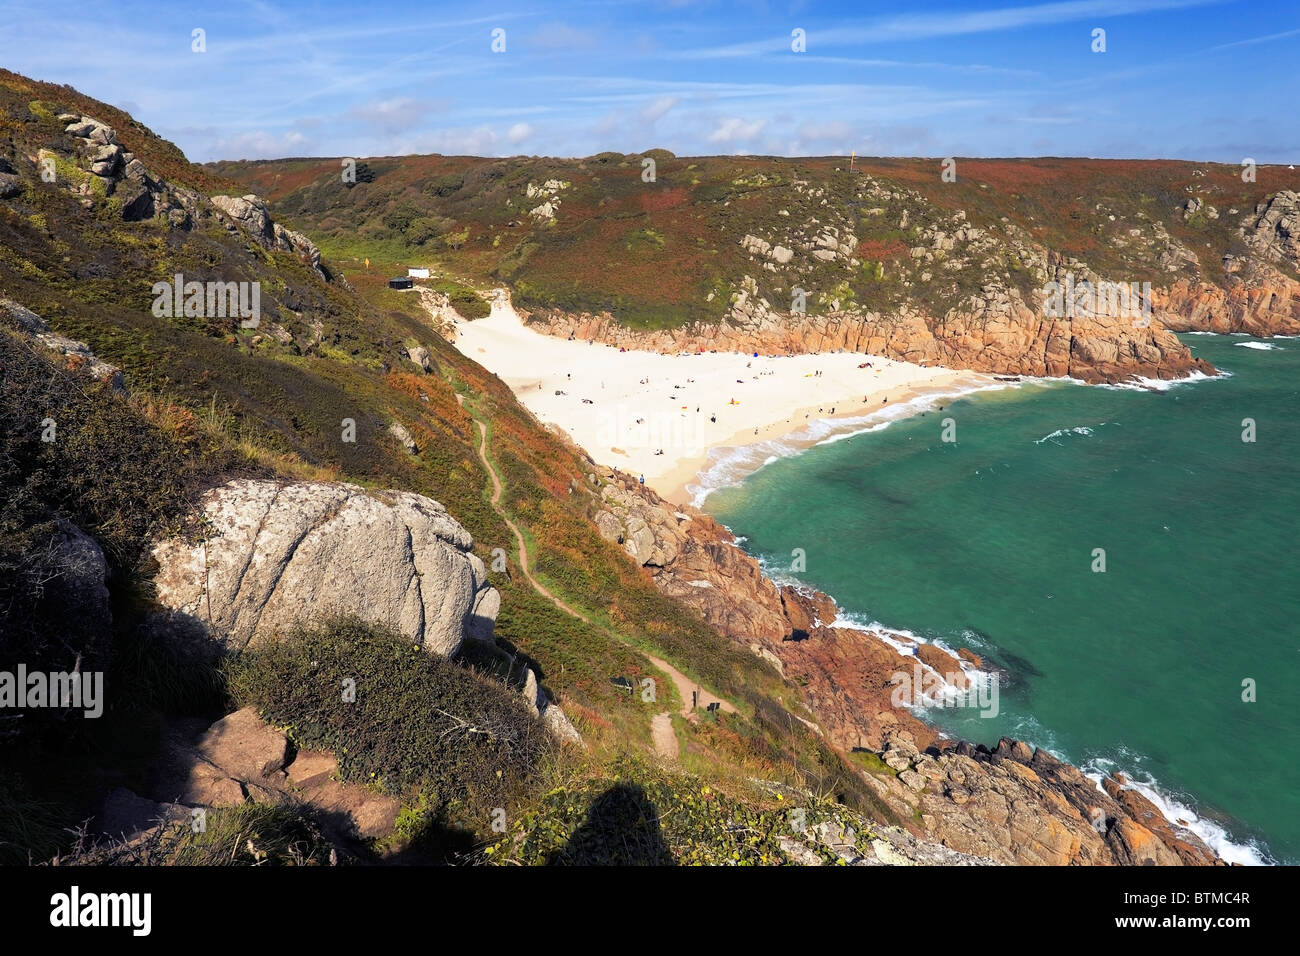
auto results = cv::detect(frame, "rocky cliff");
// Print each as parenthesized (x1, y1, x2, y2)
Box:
(526, 284, 1211, 384)
(220, 152, 1300, 385)
(520, 183, 1297, 383)
(588, 466, 1223, 865)
(540, 175, 1295, 379)
(1157, 190, 1300, 336)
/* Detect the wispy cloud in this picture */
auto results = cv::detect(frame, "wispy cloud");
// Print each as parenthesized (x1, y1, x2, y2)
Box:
(707, 116, 767, 144)
(861, 0, 1224, 42)
(1208, 25, 1300, 51)
(674, 0, 1225, 58)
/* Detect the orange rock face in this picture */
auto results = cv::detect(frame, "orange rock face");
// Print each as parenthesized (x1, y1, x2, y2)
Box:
(527, 301, 1215, 384)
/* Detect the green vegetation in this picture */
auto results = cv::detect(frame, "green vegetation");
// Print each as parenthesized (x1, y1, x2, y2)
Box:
(0, 328, 247, 742)
(213, 150, 1300, 336)
(5, 68, 882, 870)
(489, 758, 875, 865)
(228, 616, 549, 808)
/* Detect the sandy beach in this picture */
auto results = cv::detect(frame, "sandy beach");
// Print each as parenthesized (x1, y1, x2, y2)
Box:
(450, 292, 996, 506)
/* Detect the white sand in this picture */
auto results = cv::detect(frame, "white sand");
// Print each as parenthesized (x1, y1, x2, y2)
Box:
(450, 292, 995, 506)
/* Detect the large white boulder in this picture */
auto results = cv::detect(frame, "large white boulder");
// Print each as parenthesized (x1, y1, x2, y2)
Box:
(151, 479, 498, 656)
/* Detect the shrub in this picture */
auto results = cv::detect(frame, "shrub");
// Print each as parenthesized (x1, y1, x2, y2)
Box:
(491, 758, 876, 866)
(226, 616, 551, 809)
(423, 173, 464, 198)
(406, 216, 449, 245)
(381, 201, 421, 235)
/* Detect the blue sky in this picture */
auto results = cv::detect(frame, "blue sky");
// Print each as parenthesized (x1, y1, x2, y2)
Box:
(4, 0, 1297, 162)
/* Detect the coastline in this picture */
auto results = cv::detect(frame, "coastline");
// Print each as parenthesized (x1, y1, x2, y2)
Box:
(693, 345, 1269, 866)
(444, 299, 1264, 865)
(672, 374, 1006, 506)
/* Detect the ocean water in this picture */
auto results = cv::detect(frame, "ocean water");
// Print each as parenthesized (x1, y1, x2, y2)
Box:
(705, 334, 1299, 865)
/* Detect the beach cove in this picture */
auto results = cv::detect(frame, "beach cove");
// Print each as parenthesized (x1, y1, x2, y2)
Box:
(449, 291, 996, 502)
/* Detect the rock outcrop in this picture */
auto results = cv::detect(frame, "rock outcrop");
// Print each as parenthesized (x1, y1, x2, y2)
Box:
(24, 113, 328, 282)
(151, 479, 499, 656)
(43, 520, 113, 625)
(519, 187, 1300, 382)
(210, 194, 325, 279)
(103, 707, 399, 854)
(2, 297, 125, 390)
(518, 663, 584, 746)
(853, 732, 1219, 866)
(596, 479, 790, 642)
(54, 112, 202, 227)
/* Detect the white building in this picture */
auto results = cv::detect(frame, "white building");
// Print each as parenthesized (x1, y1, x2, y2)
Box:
(407, 267, 431, 279)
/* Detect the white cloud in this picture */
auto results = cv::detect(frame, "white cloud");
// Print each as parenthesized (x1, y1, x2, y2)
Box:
(865, 0, 1221, 42)
(675, 0, 1222, 57)
(1208, 26, 1300, 52)
(347, 97, 446, 136)
(507, 122, 534, 144)
(208, 130, 310, 160)
(396, 126, 500, 156)
(639, 95, 679, 124)
(797, 120, 855, 144)
(707, 116, 767, 144)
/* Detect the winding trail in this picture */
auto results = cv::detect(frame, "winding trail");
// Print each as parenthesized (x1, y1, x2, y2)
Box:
(466, 406, 735, 759)
(473, 417, 584, 618)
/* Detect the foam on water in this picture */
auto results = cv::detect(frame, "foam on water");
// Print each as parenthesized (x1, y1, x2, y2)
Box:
(1234, 341, 1283, 350)
(1082, 754, 1273, 866)
(1034, 424, 1097, 444)
(706, 346, 1282, 862)
(686, 379, 1024, 507)
(1099, 369, 1225, 392)
(832, 597, 1269, 863)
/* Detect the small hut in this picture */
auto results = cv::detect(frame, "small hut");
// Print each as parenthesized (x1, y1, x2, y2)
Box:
(388, 277, 413, 290)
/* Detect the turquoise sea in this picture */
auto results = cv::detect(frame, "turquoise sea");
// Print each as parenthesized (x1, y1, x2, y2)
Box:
(704, 334, 1299, 865)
